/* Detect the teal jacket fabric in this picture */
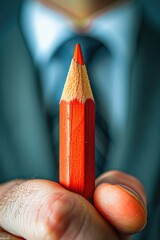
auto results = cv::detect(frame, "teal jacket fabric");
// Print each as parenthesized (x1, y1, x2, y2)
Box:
(0, 1, 160, 239)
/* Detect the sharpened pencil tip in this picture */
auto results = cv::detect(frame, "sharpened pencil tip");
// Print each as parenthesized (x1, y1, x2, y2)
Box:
(73, 44, 85, 65)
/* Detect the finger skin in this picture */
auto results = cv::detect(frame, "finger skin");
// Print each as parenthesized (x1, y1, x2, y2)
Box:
(0, 171, 147, 240)
(0, 180, 119, 240)
(94, 171, 147, 235)
(96, 170, 147, 206)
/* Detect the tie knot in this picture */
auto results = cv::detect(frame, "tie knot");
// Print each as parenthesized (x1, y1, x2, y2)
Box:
(51, 35, 109, 64)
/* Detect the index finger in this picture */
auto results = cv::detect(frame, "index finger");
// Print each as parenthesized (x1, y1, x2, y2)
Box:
(0, 180, 119, 240)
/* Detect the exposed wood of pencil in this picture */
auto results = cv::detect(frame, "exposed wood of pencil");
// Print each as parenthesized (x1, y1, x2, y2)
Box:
(59, 44, 95, 200)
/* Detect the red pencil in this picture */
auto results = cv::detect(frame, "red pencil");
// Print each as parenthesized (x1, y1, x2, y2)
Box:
(59, 44, 95, 200)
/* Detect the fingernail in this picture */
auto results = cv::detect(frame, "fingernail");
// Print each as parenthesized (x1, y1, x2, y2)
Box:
(117, 184, 146, 207)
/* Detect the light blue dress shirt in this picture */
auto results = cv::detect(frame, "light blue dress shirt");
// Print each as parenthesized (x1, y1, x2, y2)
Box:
(21, 0, 141, 141)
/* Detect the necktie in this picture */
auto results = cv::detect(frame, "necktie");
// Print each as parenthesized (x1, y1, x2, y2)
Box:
(40, 36, 111, 177)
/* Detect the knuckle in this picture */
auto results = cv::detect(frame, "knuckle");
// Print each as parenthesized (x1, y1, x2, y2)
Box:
(36, 192, 89, 240)
(36, 192, 75, 239)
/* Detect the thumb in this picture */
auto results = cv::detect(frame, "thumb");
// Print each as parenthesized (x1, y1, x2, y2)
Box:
(94, 170, 147, 235)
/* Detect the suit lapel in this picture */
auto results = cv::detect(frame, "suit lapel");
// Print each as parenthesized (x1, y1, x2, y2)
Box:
(0, 19, 57, 182)
(107, 17, 160, 204)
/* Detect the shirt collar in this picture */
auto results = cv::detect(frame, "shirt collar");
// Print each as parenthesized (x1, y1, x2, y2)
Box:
(21, 0, 141, 64)
(88, 2, 141, 59)
(21, 0, 74, 64)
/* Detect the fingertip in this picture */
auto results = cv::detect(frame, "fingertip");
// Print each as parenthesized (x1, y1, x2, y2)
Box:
(94, 183, 147, 235)
(96, 170, 147, 207)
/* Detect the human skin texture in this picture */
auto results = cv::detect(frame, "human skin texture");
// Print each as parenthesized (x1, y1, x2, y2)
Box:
(0, 171, 147, 240)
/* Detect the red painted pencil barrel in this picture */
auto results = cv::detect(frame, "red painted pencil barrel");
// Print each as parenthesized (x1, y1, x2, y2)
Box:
(59, 99, 95, 200)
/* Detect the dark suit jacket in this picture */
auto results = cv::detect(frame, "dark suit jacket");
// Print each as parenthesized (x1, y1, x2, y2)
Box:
(0, 1, 160, 239)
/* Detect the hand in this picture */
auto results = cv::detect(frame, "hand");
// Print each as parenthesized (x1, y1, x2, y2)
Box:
(0, 171, 147, 240)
